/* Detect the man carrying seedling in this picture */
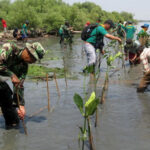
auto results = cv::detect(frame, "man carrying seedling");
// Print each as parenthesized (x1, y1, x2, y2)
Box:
(83, 20, 122, 73)
(0, 18, 7, 37)
(122, 21, 136, 40)
(137, 47, 150, 92)
(21, 20, 29, 41)
(124, 39, 143, 65)
(0, 42, 45, 129)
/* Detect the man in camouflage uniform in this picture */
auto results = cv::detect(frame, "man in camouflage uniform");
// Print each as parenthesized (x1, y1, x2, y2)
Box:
(0, 42, 45, 129)
(59, 21, 73, 44)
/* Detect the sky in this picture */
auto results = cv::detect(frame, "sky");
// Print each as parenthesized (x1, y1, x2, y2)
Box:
(11, 0, 150, 20)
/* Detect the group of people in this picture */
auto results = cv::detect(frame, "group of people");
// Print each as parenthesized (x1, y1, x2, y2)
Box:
(13, 20, 30, 41)
(81, 19, 150, 92)
(0, 17, 150, 131)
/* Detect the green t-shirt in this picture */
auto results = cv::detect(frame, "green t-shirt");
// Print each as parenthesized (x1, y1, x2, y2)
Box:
(86, 26, 108, 44)
(122, 25, 136, 40)
(21, 24, 28, 35)
(137, 29, 148, 40)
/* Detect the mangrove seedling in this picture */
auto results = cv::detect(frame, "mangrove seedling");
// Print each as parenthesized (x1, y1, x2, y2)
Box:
(74, 92, 99, 150)
(100, 51, 123, 104)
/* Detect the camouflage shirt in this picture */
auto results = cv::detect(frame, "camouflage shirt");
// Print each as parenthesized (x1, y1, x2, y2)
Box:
(0, 43, 28, 80)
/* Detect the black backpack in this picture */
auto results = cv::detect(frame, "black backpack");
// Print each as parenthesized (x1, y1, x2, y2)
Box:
(81, 24, 98, 41)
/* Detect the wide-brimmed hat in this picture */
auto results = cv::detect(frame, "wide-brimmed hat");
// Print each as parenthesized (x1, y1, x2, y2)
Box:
(26, 42, 46, 60)
(141, 24, 149, 28)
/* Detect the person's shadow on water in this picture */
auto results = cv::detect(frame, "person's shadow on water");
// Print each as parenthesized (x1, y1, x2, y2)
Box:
(0, 115, 47, 134)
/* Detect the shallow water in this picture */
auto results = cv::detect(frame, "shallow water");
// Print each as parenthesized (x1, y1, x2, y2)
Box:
(1, 25, 150, 150)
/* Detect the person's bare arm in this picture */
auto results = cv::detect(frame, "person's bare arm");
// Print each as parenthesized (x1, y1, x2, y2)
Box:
(105, 34, 122, 43)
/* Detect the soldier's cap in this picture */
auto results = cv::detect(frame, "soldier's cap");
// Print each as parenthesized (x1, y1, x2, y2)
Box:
(26, 42, 46, 60)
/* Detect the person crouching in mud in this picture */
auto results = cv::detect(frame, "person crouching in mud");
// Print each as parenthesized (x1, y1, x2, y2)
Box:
(0, 42, 46, 129)
(137, 47, 150, 92)
(124, 39, 143, 65)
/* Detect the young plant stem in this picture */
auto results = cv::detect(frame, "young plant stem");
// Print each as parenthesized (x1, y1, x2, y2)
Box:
(46, 74, 50, 112)
(120, 44, 125, 68)
(16, 91, 28, 135)
(82, 75, 87, 150)
(82, 115, 87, 150)
(53, 72, 60, 97)
(87, 117, 95, 150)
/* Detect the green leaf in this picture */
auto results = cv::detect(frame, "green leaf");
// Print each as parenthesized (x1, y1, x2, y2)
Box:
(107, 52, 123, 66)
(85, 92, 99, 116)
(74, 93, 84, 114)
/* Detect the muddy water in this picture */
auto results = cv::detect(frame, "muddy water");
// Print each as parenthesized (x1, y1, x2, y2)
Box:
(1, 30, 150, 150)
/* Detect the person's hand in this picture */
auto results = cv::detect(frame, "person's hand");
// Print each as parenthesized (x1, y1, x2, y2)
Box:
(17, 106, 26, 120)
(117, 38, 122, 43)
(11, 74, 20, 86)
(101, 50, 105, 55)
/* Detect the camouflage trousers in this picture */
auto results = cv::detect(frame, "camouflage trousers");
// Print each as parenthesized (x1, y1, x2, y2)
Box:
(0, 82, 20, 126)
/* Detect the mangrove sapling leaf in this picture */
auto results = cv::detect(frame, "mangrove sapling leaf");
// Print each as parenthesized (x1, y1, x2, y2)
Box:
(74, 94, 84, 115)
(107, 51, 123, 66)
(85, 92, 99, 117)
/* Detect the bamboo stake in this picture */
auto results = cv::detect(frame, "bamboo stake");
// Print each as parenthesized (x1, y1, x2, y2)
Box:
(87, 117, 95, 150)
(46, 74, 50, 112)
(53, 72, 60, 97)
(95, 109, 98, 127)
(100, 72, 108, 104)
(16, 91, 28, 135)
(63, 56, 68, 87)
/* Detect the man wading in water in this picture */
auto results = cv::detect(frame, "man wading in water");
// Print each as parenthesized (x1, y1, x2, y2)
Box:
(0, 42, 45, 129)
(82, 20, 122, 73)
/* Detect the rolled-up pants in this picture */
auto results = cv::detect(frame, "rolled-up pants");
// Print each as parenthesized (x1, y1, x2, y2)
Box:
(84, 42, 96, 66)
(0, 82, 19, 126)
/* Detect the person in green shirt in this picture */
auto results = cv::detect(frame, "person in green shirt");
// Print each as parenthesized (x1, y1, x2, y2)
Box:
(137, 24, 149, 40)
(122, 21, 136, 40)
(84, 20, 122, 71)
(59, 21, 73, 44)
(21, 20, 29, 41)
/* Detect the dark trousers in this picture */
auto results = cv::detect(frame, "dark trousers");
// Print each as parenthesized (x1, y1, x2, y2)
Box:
(0, 82, 19, 126)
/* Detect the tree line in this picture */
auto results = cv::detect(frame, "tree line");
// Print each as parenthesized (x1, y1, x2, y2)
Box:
(0, 0, 136, 32)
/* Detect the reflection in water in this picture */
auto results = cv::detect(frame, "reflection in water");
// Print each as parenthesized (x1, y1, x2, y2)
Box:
(1, 131, 18, 150)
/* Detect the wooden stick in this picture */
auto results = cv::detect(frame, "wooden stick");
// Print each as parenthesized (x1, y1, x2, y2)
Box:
(16, 92, 28, 135)
(87, 117, 95, 150)
(95, 109, 98, 127)
(53, 72, 60, 97)
(63, 56, 68, 87)
(46, 74, 50, 112)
